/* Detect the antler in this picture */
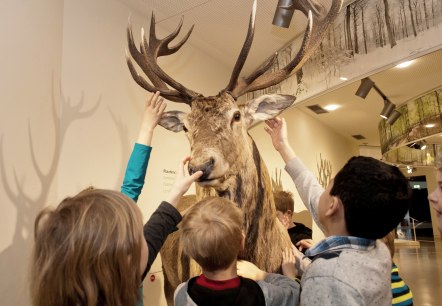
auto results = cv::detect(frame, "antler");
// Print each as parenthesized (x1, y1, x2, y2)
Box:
(126, 14, 201, 104)
(225, 0, 343, 98)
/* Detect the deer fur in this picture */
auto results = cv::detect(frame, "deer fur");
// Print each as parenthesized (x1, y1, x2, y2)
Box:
(158, 93, 295, 304)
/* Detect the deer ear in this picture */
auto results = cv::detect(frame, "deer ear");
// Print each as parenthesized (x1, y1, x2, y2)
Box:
(242, 94, 296, 126)
(158, 111, 187, 132)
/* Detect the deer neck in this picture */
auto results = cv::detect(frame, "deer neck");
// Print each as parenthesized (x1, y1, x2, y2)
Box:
(215, 140, 277, 259)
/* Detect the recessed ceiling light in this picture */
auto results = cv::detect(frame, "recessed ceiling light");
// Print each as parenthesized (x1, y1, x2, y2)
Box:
(323, 104, 340, 111)
(339, 77, 348, 81)
(425, 123, 435, 128)
(396, 60, 413, 68)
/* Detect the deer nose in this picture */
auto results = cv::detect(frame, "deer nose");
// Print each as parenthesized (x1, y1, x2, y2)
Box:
(188, 158, 215, 180)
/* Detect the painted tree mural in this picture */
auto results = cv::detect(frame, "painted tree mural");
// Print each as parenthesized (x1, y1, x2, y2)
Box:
(246, 0, 442, 101)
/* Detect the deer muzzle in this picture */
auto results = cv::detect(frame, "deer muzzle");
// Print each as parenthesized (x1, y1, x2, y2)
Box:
(188, 157, 215, 181)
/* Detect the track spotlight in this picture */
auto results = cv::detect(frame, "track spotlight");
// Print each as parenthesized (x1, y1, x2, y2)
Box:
(380, 100, 396, 119)
(386, 110, 401, 125)
(407, 142, 421, 150)
(407, 140, 427, 150)
(272, 0, 295, 28)
(355, 78, 375, 99)
(355, 77, 402, 125)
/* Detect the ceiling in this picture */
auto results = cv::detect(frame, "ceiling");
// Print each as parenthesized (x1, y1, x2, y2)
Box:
(119, 0, 442, 149)
(120, 0, 316, 74)
(300, 48, 442, 147)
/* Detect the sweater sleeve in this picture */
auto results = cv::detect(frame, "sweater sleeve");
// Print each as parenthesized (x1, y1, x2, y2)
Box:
(121, 143, 152, 202)
(285, 157, 326, 234)
(144, 201, 182, 272)
(257, 273, 300, 306)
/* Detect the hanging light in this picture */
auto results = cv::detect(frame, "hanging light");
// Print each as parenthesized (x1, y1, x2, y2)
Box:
(386, 110, 401, 125)
(380, 100, 396, 119)
(272, 0, 295, 28)
(355, 78, 375, 99)
(355, 77, 402, 125)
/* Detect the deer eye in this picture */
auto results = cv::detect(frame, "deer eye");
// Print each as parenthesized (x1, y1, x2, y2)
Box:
(182, 125, 188, 132)
(233, 111, 241, 122)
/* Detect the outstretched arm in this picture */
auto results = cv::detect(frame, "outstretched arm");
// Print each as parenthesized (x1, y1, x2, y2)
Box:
(136, 91, 166, 146)
(121, 92, 166, 201)
(264, 117, 326, 234)
(264, 117, 296, 163)
(143, 157, 202, 273)
(237, 259, 301, 306)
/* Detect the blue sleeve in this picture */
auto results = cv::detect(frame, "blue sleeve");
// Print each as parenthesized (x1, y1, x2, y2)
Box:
(121, 143, 152, 202)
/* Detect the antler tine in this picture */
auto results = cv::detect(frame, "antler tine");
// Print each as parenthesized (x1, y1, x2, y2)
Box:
(244, 53, 278, 84)
(127, 19, 169, 90)
(126, 15, 201, 104)
(148, 14, 195, 57)
(224, 0, 257, 93)
(230, 0, 343, 98)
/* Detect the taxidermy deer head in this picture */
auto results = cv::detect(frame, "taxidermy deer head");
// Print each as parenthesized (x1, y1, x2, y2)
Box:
(126, 0, 342, 192)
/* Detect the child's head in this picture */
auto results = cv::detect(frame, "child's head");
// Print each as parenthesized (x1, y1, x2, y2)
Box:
(274, 190, 294, 228)
(180, 197, 243, 272)
(31, 188, 147, 306)
(428, 154, 442, 235)
(328, 156, 411, 239)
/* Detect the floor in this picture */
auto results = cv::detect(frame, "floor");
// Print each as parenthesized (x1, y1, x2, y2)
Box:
(394, 238, 442, 306)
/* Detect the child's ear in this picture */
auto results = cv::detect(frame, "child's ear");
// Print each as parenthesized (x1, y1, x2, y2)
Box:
(286, 209, 293, 217)
(325, 197, 343, 217)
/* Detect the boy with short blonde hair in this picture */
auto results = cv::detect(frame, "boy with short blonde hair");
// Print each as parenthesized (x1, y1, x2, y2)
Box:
(180, 197, 243, 271)
(174, 197, 300, 306)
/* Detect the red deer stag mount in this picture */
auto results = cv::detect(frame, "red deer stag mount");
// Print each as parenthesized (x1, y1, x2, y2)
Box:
(125, 0, 343, 191)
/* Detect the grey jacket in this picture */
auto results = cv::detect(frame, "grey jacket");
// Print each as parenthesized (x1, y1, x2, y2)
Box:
(285, 157, 392, 306)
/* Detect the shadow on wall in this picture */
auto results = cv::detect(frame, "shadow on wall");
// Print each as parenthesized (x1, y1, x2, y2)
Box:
(0, 80, 100, 304)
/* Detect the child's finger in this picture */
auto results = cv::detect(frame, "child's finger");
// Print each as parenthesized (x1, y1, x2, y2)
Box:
(157, 99, 166, 113)
(178, 156, 191, 176)
(147, 91, 160, 107)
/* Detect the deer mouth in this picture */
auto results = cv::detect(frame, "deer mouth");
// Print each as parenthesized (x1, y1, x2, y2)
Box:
(197, 173, 233, 187)
(197, 177, 223, 187)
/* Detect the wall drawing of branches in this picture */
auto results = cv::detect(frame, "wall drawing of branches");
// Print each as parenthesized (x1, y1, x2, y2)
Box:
(317, 153, 332, 188)
(271, 168, 284, 193)
(0, 80, 99, 304)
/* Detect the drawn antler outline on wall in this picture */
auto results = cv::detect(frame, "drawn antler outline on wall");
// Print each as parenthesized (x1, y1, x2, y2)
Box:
(0, 78, 100, 304)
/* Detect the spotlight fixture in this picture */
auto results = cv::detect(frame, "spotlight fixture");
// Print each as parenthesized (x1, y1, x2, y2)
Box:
(272, 0, 295, 28)
(406, 140, 427, 150)
(407, 142, 420, 150)
(355, 77, 402, 125)
(386, 110, 401, 125)
(380, 100, 396, 119)
(355, 78, 375, 99)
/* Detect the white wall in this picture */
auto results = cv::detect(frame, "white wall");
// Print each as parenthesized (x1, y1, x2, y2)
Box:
(0, 1, 64, 305)
(0, 0, 230, 304)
